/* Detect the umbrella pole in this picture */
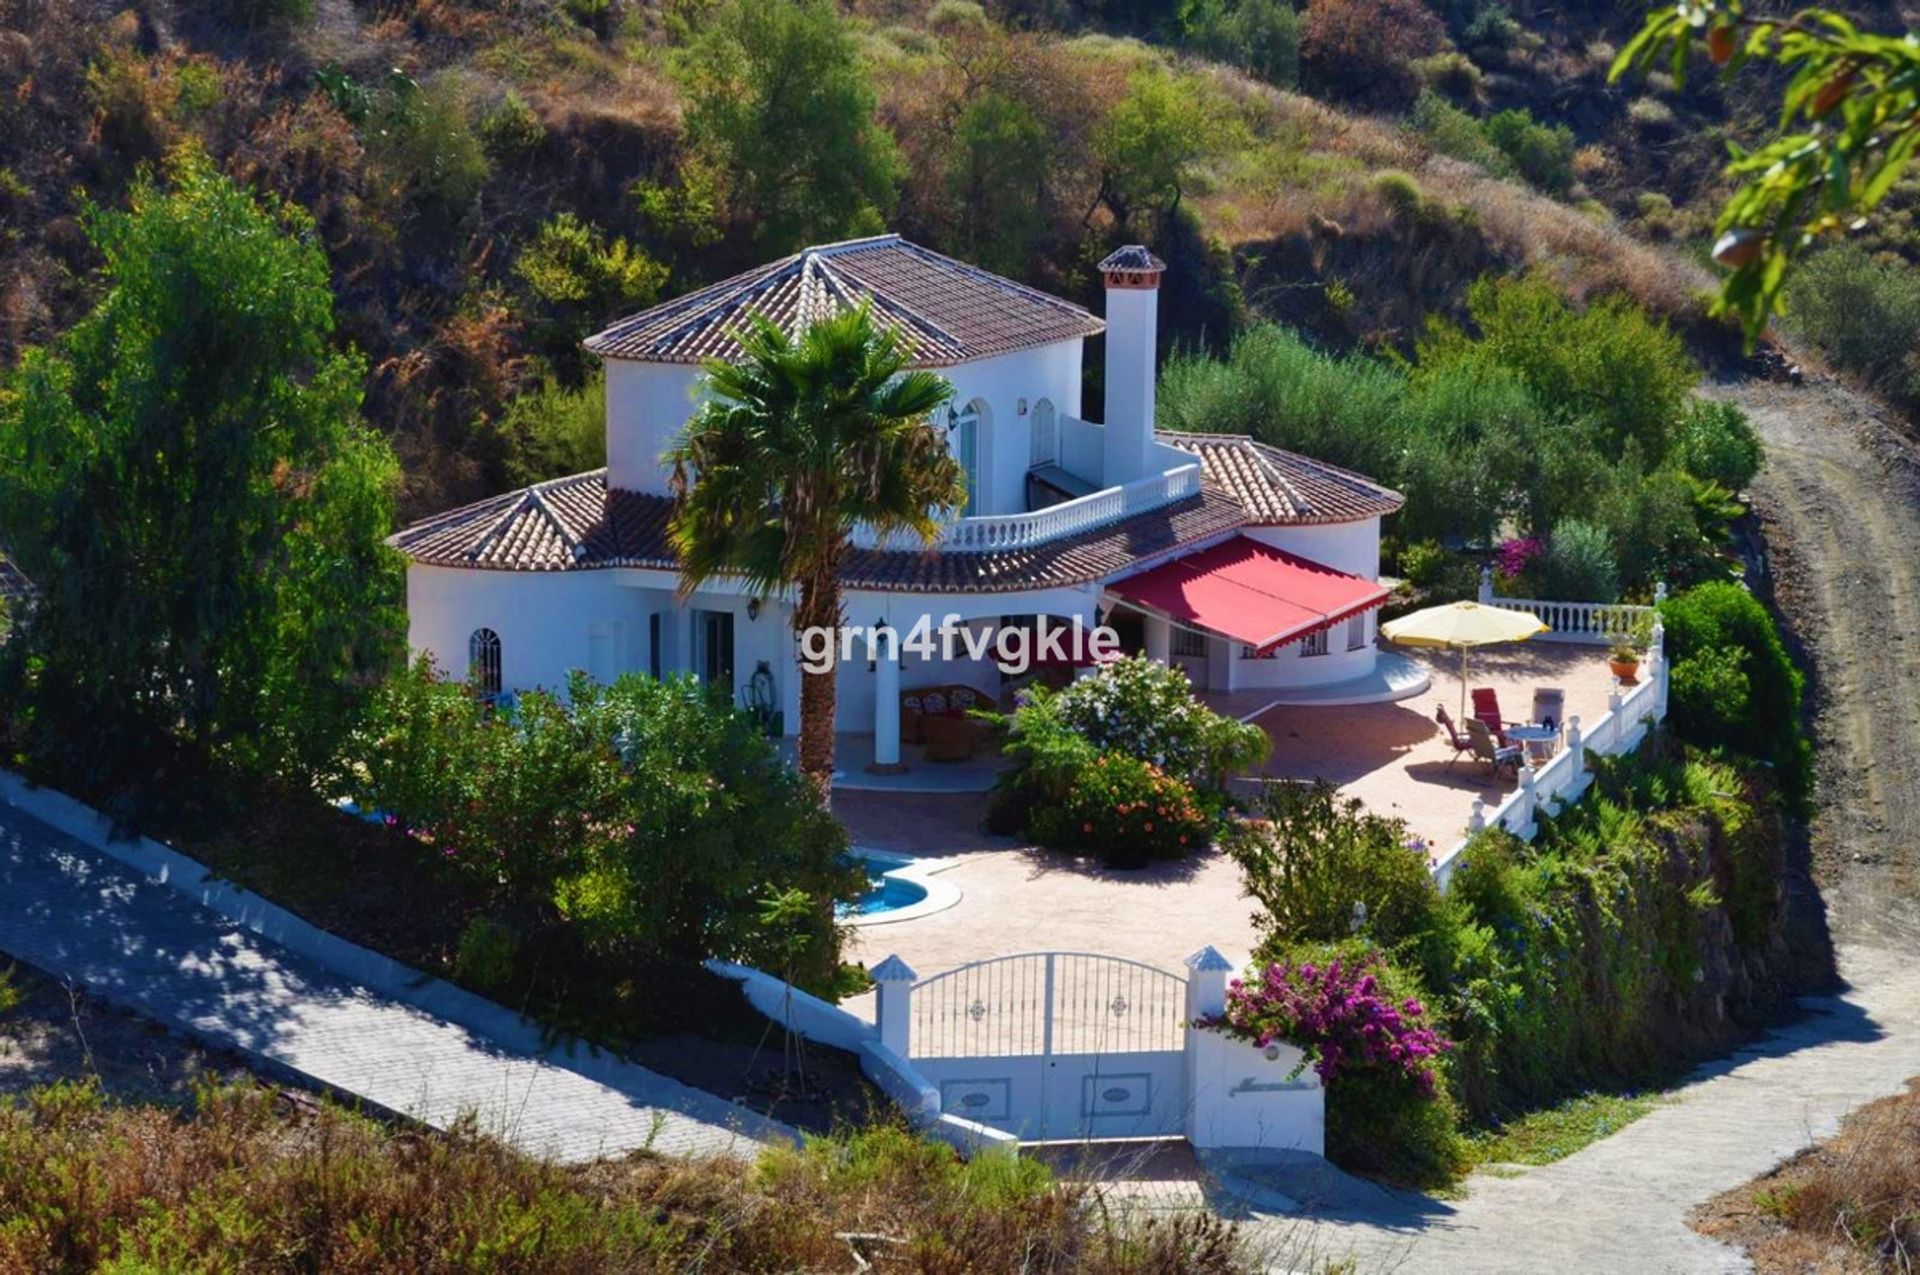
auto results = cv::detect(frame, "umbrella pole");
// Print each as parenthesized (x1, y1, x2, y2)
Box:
(1459, 644, 1468, 721)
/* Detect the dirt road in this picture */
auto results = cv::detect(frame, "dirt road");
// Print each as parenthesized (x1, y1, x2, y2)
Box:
(1724, 375, 1920, 949)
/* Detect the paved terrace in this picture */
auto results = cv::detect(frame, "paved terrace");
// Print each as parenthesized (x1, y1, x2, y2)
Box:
(839, 642, 1624, 999)
(1240, 644, 1623, 856)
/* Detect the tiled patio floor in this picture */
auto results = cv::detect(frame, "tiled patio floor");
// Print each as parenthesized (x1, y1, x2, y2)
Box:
(1246, 642, 1624, 855)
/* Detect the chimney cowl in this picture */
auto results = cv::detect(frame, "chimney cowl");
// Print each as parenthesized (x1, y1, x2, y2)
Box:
(1098, 245, 1166, 290)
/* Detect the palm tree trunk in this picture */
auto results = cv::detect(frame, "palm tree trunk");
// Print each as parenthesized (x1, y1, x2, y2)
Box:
(794, 570, 840, 798)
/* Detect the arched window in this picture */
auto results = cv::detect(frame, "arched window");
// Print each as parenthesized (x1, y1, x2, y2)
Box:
(950, 400, 986, 517)
(1029, 397, 1057, 469)
(468, 628, 502, 697)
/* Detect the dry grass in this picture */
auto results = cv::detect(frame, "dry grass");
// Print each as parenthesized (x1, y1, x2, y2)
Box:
(1696, 1076, 1920, 1273)
(0, 1080, 1252, 1272)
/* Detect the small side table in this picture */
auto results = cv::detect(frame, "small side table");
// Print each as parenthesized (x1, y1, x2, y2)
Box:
(1506, 724, 1559, 763)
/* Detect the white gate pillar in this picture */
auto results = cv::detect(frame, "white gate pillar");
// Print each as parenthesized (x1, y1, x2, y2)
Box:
(1183, 946, 1234, 1022)
(1478, 566, 1494, 604)
(871, 955, 916, 1056)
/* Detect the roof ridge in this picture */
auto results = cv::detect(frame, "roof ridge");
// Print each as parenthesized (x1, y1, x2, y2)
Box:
(809, 233, 904, 258)
(1246, 437, 1399, 493)
(1250, 438, 1310, 517)
(813, 255, 965, 353)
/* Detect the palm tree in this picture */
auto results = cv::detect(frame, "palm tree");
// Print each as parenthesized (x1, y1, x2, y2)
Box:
(668, 303, 964, 792)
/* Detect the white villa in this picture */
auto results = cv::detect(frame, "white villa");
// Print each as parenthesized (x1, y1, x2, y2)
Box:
(391, 236, 1427, 765)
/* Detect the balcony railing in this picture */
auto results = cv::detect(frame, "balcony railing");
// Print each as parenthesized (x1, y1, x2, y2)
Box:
(1479, 571, 1664, 645)
(851, 461, 1202, 554)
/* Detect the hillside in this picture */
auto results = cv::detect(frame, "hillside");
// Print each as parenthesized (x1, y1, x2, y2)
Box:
(0, 0, 1750, 523)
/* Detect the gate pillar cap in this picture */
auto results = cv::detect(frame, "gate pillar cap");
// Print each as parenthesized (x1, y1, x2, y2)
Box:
(870, 955, 917, 983)
(1184, 946, 1235, 973)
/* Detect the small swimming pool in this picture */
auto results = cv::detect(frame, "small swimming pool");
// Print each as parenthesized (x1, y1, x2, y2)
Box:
(839, 851, 929, 918)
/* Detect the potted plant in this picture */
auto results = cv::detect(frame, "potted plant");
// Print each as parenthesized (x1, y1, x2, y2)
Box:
(1608, 614, 1652, 684)
(1607, 639, 1642, 684)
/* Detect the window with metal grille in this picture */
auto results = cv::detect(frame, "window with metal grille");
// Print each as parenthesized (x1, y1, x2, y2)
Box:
(1300, 628, 1329, 657)
(1347, 612, 1368, 651)
(1171, 626, 1208, 658)
(468, 628, 502, 696)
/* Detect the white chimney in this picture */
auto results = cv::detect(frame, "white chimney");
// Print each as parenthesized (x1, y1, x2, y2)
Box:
(1099, 245, 1166, 488)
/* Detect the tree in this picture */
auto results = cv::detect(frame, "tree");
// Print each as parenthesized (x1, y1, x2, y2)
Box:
(1092, 67, 1223, 232)
(1614, 2, 1920, 340)
(667, 306, 964, 790)
(0, 151, 403, 789)
(673, 0, 903, 253)
(946, 90, 1051, 278)
(515, 213, 667, 381)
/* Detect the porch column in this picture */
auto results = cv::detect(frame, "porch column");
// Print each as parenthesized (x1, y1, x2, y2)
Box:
(1144, 612, 1172, 665)
(675, 604, 695, 676)
(869, 623, 905, 774)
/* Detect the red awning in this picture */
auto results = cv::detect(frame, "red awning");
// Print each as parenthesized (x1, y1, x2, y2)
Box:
(1107, 536, 1390, 655)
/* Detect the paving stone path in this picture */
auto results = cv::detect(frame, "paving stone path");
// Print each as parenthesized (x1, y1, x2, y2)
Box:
(0, 801, 789, 1162)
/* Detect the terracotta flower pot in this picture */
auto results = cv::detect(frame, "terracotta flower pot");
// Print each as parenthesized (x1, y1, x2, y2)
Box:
(1609, 658, 1641, 685)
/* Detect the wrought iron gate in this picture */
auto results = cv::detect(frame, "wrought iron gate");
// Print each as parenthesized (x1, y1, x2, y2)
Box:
(905, 952, 1188, 1141)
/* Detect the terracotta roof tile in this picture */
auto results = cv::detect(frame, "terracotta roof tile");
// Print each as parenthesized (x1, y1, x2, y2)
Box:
(1159, 431, 1403, 525)
(389, 471, 1246, 594)
(583, 235, 1105, 367)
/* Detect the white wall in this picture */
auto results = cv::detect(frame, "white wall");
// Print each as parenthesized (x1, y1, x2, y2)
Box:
(1243, 518, 1381, 581)
(605, 360, 705, 494)
(1227, 614, 1378, 690)
(407, 565, 658, 694)
(935, 339, 1085, 516)
(601, 340, 1085, 512)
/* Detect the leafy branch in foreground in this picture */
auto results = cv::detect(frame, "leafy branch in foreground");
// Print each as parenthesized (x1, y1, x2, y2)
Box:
(1612, 2, 1920, 341)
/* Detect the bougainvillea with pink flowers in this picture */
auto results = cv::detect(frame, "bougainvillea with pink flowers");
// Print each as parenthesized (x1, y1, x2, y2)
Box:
(1203, 952, 1453, 1097)
(1494, 536, 1544, 582)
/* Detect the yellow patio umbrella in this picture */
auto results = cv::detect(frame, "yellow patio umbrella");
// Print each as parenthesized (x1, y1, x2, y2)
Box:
(1380, 601, 1549, 719)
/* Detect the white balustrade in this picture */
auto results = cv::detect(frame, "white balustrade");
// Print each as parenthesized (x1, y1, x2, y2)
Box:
(1430, 620, 1672, 890)
(851, 462, 1202, 554)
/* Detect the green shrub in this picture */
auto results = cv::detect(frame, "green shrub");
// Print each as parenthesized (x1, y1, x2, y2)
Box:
(515, 213, 667, 372)
(1412, 52, 1484, 100)
(989, 656, 1266, 867)
(488, 372, 607, 486)
(1420, 275, 1698, 462)
(1027, 752, 1215, 868)
(1225, 780, 1452, 981)
(452, 916, 521, 993)
(1045, 653, 1271, 789)
(1539, 519, 1619, 602)
(1408, 91, 1511, 176)
(1785, 244, 1920, 399)
(363, 75, 490, 215)
(1672, 398, 1763, 491)
(350, 662, 856, 988)
(1397, 540, 1451, 587)
(479, 90, 546, 161)
(1181, 0, 1301, 87)
(1483, 108, 1575, 195)
(1657, 583, 1812, 808)
(1371, 169, 1426, 218)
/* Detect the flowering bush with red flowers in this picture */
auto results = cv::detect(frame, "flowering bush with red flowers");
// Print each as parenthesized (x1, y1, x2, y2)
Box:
(1026, 751, 1214, 868)
(1204, 951, 1453, 1097)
